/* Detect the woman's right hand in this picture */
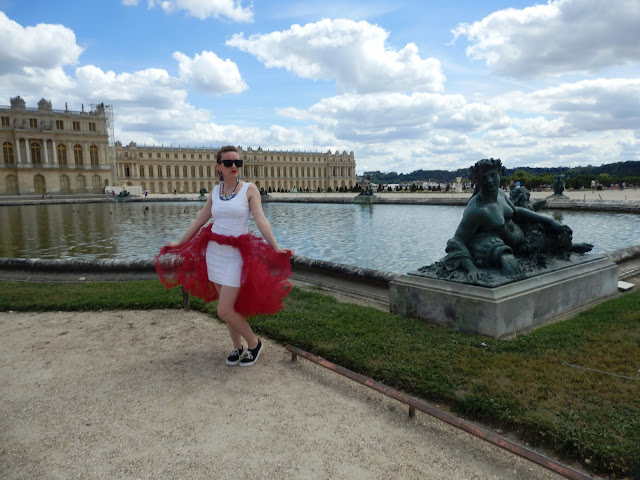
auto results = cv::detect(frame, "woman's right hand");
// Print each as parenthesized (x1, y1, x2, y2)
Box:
(165, 241, 179, 248)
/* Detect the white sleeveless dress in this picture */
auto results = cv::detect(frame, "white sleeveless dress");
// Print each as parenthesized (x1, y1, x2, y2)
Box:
(206, 182, 251, 287)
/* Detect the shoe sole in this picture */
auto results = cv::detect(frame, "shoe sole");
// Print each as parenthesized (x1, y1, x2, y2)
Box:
(226, 358, 241, 366)
(239, 344, 262, 367)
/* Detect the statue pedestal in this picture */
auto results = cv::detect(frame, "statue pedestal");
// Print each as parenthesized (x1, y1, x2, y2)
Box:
(389, 256, 618, 338)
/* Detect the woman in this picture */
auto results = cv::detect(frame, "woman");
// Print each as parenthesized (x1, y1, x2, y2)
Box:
(155, 145, 292, 367)
(444, 158, 591, 281)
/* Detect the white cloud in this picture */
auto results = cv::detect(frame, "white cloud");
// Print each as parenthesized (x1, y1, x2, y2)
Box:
(147, 0, 253, 22)
(283, 92, 509, 144)
(452, 0, 640, 78)
(121, 0, 139, 6)
(173, 51, 248, 94)
(227, 18, 445, 94)
(496, 78, 640, 133)
(0, 11, 84, 74)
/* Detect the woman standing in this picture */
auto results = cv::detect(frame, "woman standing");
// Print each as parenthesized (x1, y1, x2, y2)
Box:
(155, 146, 292, 367)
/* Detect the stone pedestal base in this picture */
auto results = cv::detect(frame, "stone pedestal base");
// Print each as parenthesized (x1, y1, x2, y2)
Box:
(389, 257, 618, 338)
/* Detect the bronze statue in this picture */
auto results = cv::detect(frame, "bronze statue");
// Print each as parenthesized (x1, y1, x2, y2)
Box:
(551, 174, 566, 196)
(418, 159, 592, 284)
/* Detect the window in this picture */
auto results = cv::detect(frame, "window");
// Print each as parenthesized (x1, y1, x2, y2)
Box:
(29, 118, 38, 128)
(174, 166, 179, 177)
(57, 144, 67, 165)
(89, 145, 99, 166)
(166, 153, 170, 159)
(73, 121, 80, 131)
(183, 166, 188, 177)
(73, 144, 83, 165)
(1, 116, 9, 127)
(165, 166, 170, 177)
(140, 165, 145, 177)
(183, 154, 186, 159)
(198, 154, 202, 159)
(89, 122, 96, 132)
(148, 153, 153, 158)
(30, 142, 42, 164)
(3, 142, 14, 164)
(149, 166, 154, 177)
(157, 166, 162, 177)
(55, 120, 64, 129)
(190, 166, 196, 177)
(191, 154, 194, 159)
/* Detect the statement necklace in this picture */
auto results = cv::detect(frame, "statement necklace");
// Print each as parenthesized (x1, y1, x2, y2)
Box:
(219, 178, 240, 201)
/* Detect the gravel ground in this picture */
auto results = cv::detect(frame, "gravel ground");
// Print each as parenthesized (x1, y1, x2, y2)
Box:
(0, 309, 587, 480)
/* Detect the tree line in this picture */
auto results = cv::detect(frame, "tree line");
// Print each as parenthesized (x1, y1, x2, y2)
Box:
(364, 161, 640, 190)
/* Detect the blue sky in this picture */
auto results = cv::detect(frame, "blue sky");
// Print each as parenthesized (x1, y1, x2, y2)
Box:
(1, 0, 639, 173)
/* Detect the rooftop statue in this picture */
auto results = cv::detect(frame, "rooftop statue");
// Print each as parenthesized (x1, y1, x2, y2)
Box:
(416, 158, 592, 286)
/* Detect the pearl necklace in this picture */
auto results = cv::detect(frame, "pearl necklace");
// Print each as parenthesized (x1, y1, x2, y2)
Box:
(219, 178, 239, 201)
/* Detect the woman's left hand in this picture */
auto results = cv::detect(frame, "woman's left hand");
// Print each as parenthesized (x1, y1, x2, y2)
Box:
(276, 248, 294, 256)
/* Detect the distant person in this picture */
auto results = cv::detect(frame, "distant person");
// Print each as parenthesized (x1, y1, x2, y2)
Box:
(144, 189, 148, 198)
(155, 145, 293, 367)
(173, 188, 177, 196)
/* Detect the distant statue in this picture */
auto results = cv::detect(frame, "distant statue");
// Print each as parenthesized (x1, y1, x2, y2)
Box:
(551, 174, 565, 196)
(418, 158, 592, 284)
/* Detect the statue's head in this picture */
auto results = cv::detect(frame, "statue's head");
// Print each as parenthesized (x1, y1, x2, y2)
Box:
(470, 158, 504, 195)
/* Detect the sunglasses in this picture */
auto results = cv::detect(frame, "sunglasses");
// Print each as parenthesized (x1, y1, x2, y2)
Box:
(219, 159, 243, 168)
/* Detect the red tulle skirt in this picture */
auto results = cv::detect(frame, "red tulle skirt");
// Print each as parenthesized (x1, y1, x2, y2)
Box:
(154, 226, 292, 317)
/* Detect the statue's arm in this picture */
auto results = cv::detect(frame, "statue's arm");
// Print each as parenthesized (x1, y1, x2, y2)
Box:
(508, 197, 563, 230)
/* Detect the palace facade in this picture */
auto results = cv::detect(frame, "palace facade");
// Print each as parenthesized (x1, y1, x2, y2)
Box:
(1, 96, 356, 195)
(0, 96, 114, 195)
(116, 142, 356, 194)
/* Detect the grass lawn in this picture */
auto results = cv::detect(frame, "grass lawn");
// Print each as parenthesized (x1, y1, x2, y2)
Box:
(1, 281, 638, 478)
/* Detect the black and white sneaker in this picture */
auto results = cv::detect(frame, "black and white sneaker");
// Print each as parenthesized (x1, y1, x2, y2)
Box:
(226, 347, 244, 366)
(239, 340, 263, 367)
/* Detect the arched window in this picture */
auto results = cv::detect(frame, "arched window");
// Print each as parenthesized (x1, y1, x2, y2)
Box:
(60, 175, 70, 194)
(199, 166, 204, 177)
(149, 165, 154, 178)
(183, 166, 188, 177)
(174, 166, 179, 177)
(166, 166, 170, 177)
(57, 144, 67, 165)
(76, 175, 86, 192)
(3, 142, 13, 164)
(89, 145, 99, 166)
(139, 165, 145, 177)
(31, 142, 42, 164)
(6, 174, 19, 194)
(206, 166, 211, 177)
(92, 174, 101, 193)
(34, 174, 46, 194)
(157, 165, 162, 178)
(73, 144, 83, 166)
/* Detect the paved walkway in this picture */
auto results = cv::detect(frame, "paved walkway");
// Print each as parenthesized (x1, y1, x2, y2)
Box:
(1, 309, 579, 480)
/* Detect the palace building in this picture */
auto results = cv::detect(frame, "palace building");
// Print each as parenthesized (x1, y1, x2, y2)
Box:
(1, 96, 356, 195)
(116, 142, 356, 194)
(0, 96, 114, 195)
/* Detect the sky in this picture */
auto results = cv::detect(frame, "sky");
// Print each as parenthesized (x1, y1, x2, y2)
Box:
(1, 0, 639, 174)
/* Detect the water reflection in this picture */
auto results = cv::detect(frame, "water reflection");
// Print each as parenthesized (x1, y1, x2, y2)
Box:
(1, 202, 639, 273)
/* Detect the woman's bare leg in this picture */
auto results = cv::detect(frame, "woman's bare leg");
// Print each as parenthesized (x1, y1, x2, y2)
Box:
(215, 283, 259, 349)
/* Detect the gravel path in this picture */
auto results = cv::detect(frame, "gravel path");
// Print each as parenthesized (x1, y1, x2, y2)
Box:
(1, 309, 583, 479)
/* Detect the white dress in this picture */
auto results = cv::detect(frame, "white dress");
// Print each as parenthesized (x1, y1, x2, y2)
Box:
(205, 182, 251, 287)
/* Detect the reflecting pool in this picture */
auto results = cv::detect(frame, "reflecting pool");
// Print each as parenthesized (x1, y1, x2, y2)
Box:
(1, 201, 639, 273)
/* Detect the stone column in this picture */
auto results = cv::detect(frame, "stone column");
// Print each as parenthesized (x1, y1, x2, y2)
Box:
(42, 139, 49, 165)
(25, 139, 31, 164)
(14, 137, 22, 164)
(52, 140, 58, 165)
